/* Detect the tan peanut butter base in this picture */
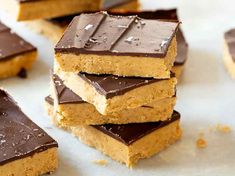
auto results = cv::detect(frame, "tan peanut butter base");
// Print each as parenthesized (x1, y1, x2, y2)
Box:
(0, 51, 36, 79)
(0, 148, 58, 176)
(49, 88, 176, 125)
(55, 37, 177, 79)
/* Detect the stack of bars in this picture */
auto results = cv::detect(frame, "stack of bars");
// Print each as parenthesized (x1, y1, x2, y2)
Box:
(45, 12, 182, 167)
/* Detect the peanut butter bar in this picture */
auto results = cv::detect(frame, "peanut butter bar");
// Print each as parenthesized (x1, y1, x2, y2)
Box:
(0, 89, 58, 175)
(0, 22, 37, 79)
(55, 67, 177, 115)
(55, 12, 180, 78)
(46, 74, 176, 125)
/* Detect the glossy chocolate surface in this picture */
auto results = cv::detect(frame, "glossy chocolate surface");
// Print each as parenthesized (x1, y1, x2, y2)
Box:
(52, 74, 84, 104)
(93, 111, 180, 145)
(0, 22, 36, 61)
(55, 12, 179, 58)
(0, 89, 58, 166)
(52, 10, 187, 64)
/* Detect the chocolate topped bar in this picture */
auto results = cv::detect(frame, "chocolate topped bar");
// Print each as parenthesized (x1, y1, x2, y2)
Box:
(52, 74, 84, 104)
(0, 22, 36, 61)
(0, 89, 58, 166)
(93, 111, 180, 145)
(55, 12, 179, 58)
(225, 29, 235, 62)
(78, 72, 174, 99)
(51, 10, 187, 64)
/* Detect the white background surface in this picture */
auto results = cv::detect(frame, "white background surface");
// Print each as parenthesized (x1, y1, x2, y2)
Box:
(1, 0, 235, 175)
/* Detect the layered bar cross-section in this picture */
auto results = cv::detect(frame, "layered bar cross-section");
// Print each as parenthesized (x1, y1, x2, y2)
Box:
(55, 12, 180, 78)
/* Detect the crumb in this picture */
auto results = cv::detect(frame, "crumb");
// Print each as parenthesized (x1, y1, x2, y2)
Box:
(93, 159, 108, 166)
(196, 138, 207, 148)
(216, 124, 232, 133)
(196, 133, 207, 149)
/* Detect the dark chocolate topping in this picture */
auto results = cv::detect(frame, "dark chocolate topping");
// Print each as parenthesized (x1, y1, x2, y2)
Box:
(78, 72, 174, 99)
(102, 0, 135, 10)
(93, 111, 180, 145)
(0, 22, 36, 61)
(55, 12, 179, 58)
(52, 74, 84, 104)
(0, 89, 58, 166)
(225, 29, 235, 62)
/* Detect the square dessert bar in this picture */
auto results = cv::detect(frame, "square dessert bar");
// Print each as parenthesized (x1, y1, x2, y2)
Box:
(0, 0, 139, 21)
(224, 29, 235, 79)
(0, 22, 37, 79)
(0, 89, 58, 175)
(55, 12, 180, 79)
(46, 74, 176, 125)
(46, 102, 181, 167)
(28, 9, 188, 78)
(55, 67, 177, 115)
